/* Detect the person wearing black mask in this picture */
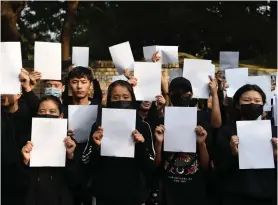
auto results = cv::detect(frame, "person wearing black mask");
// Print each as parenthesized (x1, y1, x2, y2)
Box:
(81, 80, 156, 205)
(20, 95, 77, 205)
(213, 84, 277, 205)
(153, 76, 216, 205)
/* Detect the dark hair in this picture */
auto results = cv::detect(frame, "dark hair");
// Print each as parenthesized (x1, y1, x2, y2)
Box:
(106, 80, 137, 108)
(233, 84, 266, 107)
(92, 79, 103, 103)
(68, 66, 93, 82)
(38, 95, 63, 115)
(44, 79, 65, 86)
(231, 84, 266, 122)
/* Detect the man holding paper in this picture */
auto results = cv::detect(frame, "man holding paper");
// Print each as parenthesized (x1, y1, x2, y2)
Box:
(213, 84, 277, 205)
(81, 80, 155, 205)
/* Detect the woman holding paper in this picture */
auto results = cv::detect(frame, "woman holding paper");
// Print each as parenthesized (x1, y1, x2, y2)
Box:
(82, 80, 156, 205)
(20, 95, 77, 205)
(213, 84, 277, 205)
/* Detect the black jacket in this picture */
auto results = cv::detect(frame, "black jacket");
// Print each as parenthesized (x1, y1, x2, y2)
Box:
(1, 99, 33, 205)
(82, 111, 156, 203)
(22, 158, 78, 205)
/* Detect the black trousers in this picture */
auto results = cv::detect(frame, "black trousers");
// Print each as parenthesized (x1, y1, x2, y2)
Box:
(221, 194, 276, 205)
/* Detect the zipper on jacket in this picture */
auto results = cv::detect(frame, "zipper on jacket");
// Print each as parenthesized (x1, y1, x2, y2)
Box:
(141, 119, 155, 158)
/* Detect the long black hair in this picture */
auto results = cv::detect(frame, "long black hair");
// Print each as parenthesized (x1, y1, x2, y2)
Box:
(39, 95, 63, 115)
(231, 84, 266, 122)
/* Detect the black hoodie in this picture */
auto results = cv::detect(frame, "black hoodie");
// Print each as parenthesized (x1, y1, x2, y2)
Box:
(81, 108, 156, 204)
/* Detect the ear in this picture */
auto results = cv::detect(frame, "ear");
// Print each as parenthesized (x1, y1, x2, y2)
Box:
(61, 85, 65, 93)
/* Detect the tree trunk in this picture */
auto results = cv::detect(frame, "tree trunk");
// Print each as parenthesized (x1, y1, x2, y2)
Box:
(1, 1, 27, 41)
(61, 0, 79, 61)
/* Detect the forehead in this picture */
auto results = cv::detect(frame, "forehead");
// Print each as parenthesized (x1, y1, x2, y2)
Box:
(39, 100, 59, 109)
(45, 80, 62, 85)
(240, 90, 262, 98)
(70, 77, 89, 81)
(111, 85, 131, 95)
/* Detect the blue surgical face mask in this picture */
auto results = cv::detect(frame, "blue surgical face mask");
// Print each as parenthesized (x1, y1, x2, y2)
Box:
(44, 88, 62, 98)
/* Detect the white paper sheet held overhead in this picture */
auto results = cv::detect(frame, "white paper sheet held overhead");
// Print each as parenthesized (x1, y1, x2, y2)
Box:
(30, 118, 67, 167)
(72, 47, 89, 67)
(112, 75, 128, 82)
(225, 68, 248, 97)
(219, 51, 239, 71)
(143, 45, 179, 65)
(169, 69, 183, 83)
(183, 59, 214, 99)
(0, 42, 22, 94)
(133, 62, 161, 101)
(101, 108, 136, 158)
(164, 107, 197, 153)
(34, 42, 61, 80)
(237, 120, 274, 169)
(68, 105, 98, 143)
(109, 42, 134, 75)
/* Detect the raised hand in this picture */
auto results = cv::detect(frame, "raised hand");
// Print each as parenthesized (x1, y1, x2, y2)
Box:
(22, 141, 33, 165)
(230, 135, 239, 155)
(93, 127, 103, 146)
(64, 137, 76, 159)
(195, 126, 207, 144)
(154, 125, 165, 144)
(132, 130, 145, 143)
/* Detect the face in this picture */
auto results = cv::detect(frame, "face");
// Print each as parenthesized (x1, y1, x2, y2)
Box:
(140, 101, 152, 110)
(1, 94, 20, 107)
(69, 77, 92, 99)
(239, 90, 263, 105)
(45, 80, 65, 91)
(110, 85, 132, 102)
(38, 100, 63, 117)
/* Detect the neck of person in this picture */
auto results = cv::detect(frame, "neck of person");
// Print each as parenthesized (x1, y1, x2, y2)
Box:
(3, 103, 19, 113)
(72, 96, 90, 105)
(139, 109, 148, 120)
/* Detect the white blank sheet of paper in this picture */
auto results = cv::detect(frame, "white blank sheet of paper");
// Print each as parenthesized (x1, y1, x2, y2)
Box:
(30, 118, 67, 167)
(225, 68, 248, 97)
(109, 42, 134, 75)
(68, 105, 98, 143)
(143, 45, 179, 64)
(219, 51, 239, 71)
(134, 62, 162, 101)
(164, 107, 197, 153)
(72, 47, 89, 67)
(237, 120, 274, 169)
(34, 42, 61, 80)
(101, 108, 136, 158)
(0, 42, 22, 94)
(183, 59, 214, 99)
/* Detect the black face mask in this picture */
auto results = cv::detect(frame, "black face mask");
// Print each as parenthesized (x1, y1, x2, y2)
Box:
(240, 104, 263, 120)
(171, 94, 198, 107)
(37, 114, 59, 118)
(108, 101, 134, 109)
